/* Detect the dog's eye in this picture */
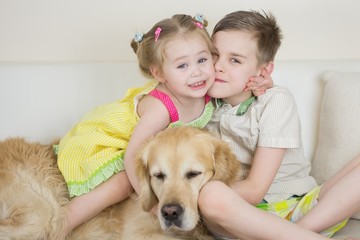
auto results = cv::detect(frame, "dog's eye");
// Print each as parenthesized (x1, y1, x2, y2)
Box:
(186, 171, 201, 179)
(154, 172, 166, 181)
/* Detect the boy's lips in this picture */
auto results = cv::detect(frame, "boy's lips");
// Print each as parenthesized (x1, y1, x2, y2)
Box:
(215, 78, 226, 83)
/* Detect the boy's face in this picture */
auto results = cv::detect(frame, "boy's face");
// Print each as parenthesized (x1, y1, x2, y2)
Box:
(208, 30, 262, 106)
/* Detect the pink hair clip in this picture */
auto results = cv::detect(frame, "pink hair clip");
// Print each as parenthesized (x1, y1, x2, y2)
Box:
(154, 27, 162, 42)
(193, 21, 203, 29)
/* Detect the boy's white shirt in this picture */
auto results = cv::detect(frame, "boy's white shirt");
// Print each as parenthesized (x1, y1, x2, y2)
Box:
(206, 85, 318, 203)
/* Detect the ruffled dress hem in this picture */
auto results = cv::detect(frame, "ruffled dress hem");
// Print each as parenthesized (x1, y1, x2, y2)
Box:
(67, 153, 125, 198)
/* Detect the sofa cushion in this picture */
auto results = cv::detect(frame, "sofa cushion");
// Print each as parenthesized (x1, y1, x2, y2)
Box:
(311, 70, 360, 220)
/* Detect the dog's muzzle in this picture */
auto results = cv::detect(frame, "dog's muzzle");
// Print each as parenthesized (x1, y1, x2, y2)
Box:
(161, 203, 184, 228)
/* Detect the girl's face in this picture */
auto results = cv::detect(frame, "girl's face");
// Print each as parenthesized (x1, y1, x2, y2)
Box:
(208, 30, 262, 106)
(157, 34, 215, 100)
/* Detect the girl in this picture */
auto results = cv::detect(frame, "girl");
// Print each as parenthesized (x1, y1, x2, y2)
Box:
(57, 14, 216, 236)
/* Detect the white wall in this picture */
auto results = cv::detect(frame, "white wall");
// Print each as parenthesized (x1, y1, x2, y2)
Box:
(0, 63, 146, 143)
(1, 0, 360, 156)
(1, 0, 360, 62)
(2, 60, 360, 161)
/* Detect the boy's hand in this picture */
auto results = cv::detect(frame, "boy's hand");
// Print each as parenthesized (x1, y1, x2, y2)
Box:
(245, 68, 273, 96)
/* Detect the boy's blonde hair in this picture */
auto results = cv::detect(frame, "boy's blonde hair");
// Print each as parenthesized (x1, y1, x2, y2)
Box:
(131, 14, 216, 79)
(212, 10, 282, 66)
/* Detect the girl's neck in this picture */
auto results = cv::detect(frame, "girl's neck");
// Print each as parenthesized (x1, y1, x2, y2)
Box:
(157, 83, 206, 123)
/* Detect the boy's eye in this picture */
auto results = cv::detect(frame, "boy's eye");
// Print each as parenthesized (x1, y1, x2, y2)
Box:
(230, 58, 241, 64)
(198, 58, 207, 64)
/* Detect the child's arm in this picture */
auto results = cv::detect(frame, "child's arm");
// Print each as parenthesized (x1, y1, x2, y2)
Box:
(245, 68, 273, 96)
(230, 147, 285, 205)
(231, 89, 300, 205)
(124, 95, 170, 195)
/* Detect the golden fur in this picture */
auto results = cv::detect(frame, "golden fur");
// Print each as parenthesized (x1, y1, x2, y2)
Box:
(0, 127, 241, 240)
(0, 138, 68, 240)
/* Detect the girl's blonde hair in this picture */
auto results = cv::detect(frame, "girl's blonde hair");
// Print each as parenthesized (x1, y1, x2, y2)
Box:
(131, 14, 216, 79)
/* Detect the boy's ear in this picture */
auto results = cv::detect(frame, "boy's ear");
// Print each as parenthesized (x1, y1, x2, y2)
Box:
(263, 61, 274, 75)
(150, 66, 166, 83)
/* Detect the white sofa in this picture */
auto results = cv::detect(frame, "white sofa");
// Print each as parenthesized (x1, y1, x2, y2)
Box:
(1, 60, 359, 238)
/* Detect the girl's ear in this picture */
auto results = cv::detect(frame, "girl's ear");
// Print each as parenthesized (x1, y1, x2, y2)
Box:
(150, 66, 166, 83)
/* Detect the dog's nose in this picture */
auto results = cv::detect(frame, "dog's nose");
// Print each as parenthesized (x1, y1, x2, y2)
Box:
(161, 203, 183, 223)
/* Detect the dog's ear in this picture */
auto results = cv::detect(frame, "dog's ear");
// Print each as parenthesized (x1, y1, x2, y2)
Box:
(135, 143, 158, 212)
(211, 136, 241, 184)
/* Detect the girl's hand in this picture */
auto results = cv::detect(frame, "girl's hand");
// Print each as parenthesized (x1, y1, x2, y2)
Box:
(245, 68, 273, 97)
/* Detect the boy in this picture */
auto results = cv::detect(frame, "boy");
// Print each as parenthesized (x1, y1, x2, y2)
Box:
(199, 10, 360, 240)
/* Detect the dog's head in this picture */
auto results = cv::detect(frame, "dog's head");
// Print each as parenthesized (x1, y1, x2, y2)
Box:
(135, 126, 240, 232)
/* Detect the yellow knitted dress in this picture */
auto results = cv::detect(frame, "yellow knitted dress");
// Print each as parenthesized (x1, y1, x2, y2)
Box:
(57, 81, 214, 197)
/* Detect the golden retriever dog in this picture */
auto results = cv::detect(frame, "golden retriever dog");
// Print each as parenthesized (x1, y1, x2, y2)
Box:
(0, 126, 241, 240)
(0, 137, 68, 240)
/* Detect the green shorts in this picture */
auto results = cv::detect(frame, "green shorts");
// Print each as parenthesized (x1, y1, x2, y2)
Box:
(256, 186, 349, 237)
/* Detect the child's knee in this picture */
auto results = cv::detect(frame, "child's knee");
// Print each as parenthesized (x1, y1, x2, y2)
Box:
(199, 181, 228, 218)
